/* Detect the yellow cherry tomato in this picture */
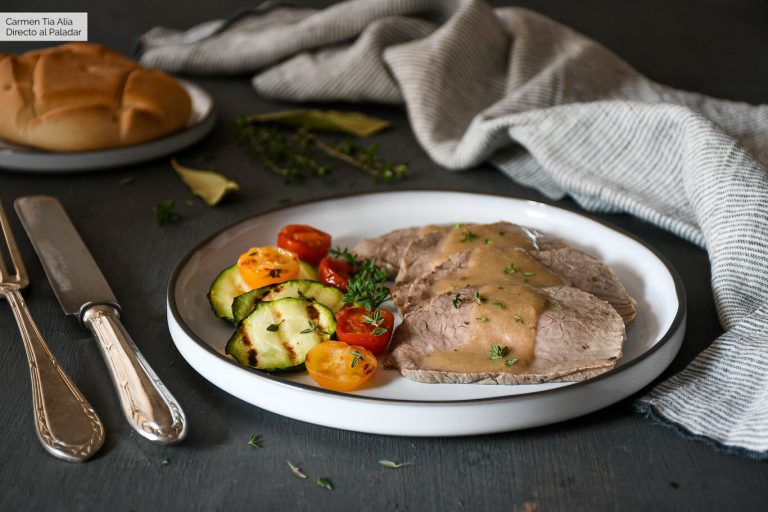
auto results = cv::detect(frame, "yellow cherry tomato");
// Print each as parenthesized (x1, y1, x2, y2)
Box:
(237, 246, 299, 289)
(305, 341, 377, 392)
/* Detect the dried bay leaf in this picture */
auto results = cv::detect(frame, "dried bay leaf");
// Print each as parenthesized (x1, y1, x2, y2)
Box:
(171, 158, 240, 206)
(246, 110, 390, 137)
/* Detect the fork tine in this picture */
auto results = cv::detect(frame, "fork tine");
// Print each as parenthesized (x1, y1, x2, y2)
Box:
(0, 200, 26, 283)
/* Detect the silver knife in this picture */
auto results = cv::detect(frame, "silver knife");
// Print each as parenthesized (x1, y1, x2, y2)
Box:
(15, 195, 187, 445)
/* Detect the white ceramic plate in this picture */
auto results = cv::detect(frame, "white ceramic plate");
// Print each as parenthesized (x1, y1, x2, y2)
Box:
(0, 80, 215, 172)
(167, 191, 686, 436)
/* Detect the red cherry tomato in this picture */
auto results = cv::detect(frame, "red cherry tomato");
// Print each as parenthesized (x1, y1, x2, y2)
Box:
(276, 225, 332, 266)
(318, 257, 353, 292)
(335, 306, 395, 355)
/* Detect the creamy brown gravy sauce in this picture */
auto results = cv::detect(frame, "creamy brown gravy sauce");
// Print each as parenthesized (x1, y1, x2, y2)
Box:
(421, 224, 564, 373)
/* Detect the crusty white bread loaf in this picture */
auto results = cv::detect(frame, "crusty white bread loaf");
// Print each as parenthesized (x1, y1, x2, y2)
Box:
(0, 43, 192, 152)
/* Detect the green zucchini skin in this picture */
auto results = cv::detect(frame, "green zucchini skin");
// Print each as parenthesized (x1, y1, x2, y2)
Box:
(231, 279, 345, 324)
(225, 298, 336, 370)
(208, 265, 249, 322)
(298, 260, 318, 280)
(208, 260, 318, 323)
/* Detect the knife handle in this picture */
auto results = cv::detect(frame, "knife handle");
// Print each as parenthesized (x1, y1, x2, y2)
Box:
(3, 288, 105, 462)
(82, 304, 187, 444)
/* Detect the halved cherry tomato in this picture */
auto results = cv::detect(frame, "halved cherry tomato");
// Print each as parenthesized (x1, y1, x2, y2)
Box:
(335, 306, 395, 355)
(305, 341, 377, 392)
(237, 246, 299, 289)
(276, 224, 332, 265)
(317, 256, 353, 292)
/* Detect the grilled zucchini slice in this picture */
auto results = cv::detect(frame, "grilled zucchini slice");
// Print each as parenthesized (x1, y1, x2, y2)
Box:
(225, 298, 336, 370)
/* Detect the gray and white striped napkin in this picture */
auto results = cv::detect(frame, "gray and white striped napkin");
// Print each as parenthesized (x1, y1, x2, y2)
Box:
(140, 0, 768, 457)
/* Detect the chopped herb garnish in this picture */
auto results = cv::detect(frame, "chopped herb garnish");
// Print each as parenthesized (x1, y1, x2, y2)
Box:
(473, 292, 486, 304)
(266, 320, 285, 332)
(300, 321, 328, 335)
(154, 199, 182, 226)
(459, 230, 478, 243)
(512, 315, 524, 324)
(476, 316, 490, 323)
(547, 298, 562, 308)
(504, 263, 517, 275)
(484, 239, 494, 245)
(316, 477, 333, 490)
(452, 293, 466, 309)
(505, 358, 518, 367)
(489, 344, 509, 360)
(492, 300, 507, 309)
(379, 460, 411, 469)
(362, 308, 387, 334)
(248, 434, 262, 448)
(287, 461, 307, 479)
(343, 259, 390, 311)
(329, 246, 357, 266)
(350, 350, 364, 368)
(522, 271, 535, 277)
(453, 223, 463, 229)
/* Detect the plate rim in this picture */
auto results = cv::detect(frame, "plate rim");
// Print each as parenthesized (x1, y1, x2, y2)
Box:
(0, 79, 216, 173)
(167, 189, 687, 405)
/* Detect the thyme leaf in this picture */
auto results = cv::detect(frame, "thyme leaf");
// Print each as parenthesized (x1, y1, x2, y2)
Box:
(379, 460, 411, 469)
(459, 230, 478, 243)
(505, 358, 519, 366)
(350, 350, 364, 368)
(452, 293, 466, 309)
(248, 434, 262, 448)
(266, 320, 285, 332)
(316, 477, 333, 490)
(489, 345, 509, 360)
(287, 461, 307, 479)
(513, 315, 524, 324)
(154, 200, 182, 226)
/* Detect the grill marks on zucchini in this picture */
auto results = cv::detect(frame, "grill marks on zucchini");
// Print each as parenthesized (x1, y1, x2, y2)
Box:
(225, 297, 336, 370)
(232, 280, 345, 324)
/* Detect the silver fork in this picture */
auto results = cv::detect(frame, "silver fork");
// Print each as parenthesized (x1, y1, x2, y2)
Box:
(0, 200, 104, 462)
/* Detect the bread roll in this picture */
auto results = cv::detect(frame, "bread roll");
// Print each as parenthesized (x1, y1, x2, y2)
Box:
(0, 43, 192, 152)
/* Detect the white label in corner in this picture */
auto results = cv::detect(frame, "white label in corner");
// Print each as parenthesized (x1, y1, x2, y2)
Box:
(1, 13, 87, 41)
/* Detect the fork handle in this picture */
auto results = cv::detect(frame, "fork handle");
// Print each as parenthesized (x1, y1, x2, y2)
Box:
(82, 304, 187, 444)
(3, 289, 105, 462)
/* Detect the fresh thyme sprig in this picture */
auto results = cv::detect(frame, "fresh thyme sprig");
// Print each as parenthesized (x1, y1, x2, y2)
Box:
(234, 116, 408, 184)
(343, 259, 390, 311)
(362, 308, 388, 336)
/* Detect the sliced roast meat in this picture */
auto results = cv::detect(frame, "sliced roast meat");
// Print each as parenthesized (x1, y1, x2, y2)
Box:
(351, 226, 431, 276)
(532, 247, 637, 324)
(387, 286, 625, 384)
(396, 245, 569, 314)
(394, 222, 567, 288)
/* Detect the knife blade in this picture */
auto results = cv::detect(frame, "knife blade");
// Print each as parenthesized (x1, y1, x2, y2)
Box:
(15, 195, 187, 445)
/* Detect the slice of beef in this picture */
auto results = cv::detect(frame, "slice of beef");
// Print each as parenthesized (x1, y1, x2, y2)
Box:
(531, 247, 637, 324)
(351, 226, 429, 276)
(394, 223, 567, 288)
(387, 286, 625, 384)
(396, 246, 571, 314)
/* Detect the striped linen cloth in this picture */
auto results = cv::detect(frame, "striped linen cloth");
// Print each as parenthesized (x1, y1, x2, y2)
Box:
(140, 0, 768, 457)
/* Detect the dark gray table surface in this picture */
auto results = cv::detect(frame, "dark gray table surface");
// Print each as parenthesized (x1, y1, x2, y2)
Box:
(1, 1, 766, 510)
